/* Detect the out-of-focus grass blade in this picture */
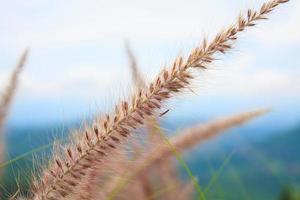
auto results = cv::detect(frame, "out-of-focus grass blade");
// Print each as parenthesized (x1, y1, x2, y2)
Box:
(0, 143, 52, 169)
(0, 134, 69, 170)
(154, 124, 206, 200)
(228, 165, 252, 200)
(204, 150, 235, 195)
(205, 158, 225, 198)
(107, 124, 206, 200)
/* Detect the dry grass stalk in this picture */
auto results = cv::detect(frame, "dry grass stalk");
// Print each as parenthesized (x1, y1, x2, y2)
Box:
(0, 50, 28, 176)
(69, 44, 166, 200)
(70, 149, 131, 200)
(30, 1, 288, 199)
(151, 109, 269, 163)
(0, 50, 28, 130)
(125, 42, 146, 90)
(125, 42, 163, 151)
(105, 109, 269, 197)
(141, 161, 184, 200)
(125, 44, 187, 199)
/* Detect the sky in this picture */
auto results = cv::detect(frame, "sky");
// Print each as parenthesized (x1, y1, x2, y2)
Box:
(0, 0, 299, 129)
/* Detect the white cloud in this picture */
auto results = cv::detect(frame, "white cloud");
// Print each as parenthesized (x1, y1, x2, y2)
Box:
(0, 0, 299, 124)
(253, 0, 300, 45)
(1, 53, 295, 105)
(12, 64, 131, 102)
(1, 0, 296, 61)
(0, 0, 251, 50)
(201, 53, 300, 97)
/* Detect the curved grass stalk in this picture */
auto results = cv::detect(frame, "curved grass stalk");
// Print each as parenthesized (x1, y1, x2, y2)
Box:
(147, 109, 269, 168)
(106, 109, 269, 199)
(153, 124, 206, 200)
(30, 1, 288, 199)
(74, 42, 199, 200)
(125, 42, 146, 90)
(0, 50, 28, 128)
(0, 50, 28, 176)
(126, 43, 201, 198)
(203, 150, 235, 195)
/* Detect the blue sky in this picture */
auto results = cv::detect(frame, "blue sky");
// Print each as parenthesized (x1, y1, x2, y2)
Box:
(0, 0, 299, 129)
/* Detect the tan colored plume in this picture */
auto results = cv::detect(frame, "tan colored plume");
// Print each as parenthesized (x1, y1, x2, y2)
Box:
(105, 108, 269, 198)
(151, 109, 269, 163)
(0, 49, 28, 176)
(0, 49, 28, 130)
(29, 1, 289, 199)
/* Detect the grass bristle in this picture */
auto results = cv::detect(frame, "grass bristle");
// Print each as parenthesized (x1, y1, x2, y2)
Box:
(18, 0, 289, 199)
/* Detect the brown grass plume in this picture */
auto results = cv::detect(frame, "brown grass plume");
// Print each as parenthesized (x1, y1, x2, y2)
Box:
(0, 49, 28, 176)
(29, 1, 288, 199)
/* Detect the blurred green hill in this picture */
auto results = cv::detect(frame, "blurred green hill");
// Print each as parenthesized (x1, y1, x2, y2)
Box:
(185, 124, 300, 200)
(0, 123, 299, 199)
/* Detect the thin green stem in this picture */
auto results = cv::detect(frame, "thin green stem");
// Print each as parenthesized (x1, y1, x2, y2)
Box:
(153, 124, 206, 200)
(204, 150, 235, 195)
